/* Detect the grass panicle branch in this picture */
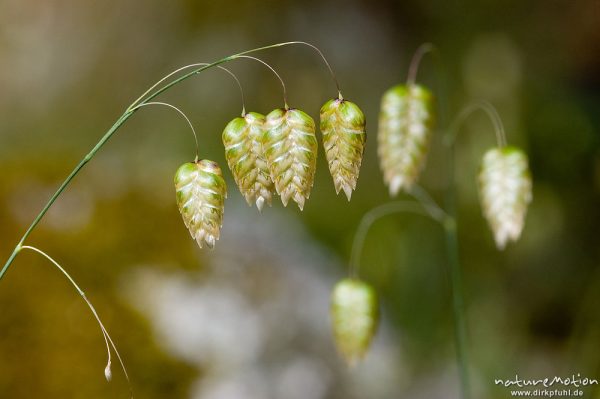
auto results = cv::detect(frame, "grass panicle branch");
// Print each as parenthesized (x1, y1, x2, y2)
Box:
(447, 100, 507, 148)
(131, 101, 200, 161)
(348, 195, 447, 279)
(406, 42, 438, 87)
(0, 42, 349, 394)
(0, 40, 343, 282)
(235, 55, 289, 109)
(372, 42, 473, 399)
(441, 140, 472, 399)
(20, 246, 132, 397)
(281, 41, 342, 98)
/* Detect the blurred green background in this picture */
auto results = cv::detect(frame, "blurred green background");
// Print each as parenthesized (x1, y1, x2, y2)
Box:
(1, 0, 599, 398)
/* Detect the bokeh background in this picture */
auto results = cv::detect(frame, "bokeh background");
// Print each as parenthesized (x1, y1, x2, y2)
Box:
(1, 1, 599, 398)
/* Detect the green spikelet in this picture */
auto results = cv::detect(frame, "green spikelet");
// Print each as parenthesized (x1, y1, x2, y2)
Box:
(377, 84, 435, 196)
(320, 98, 367, 200)
(331, 278, 378, 366)
(222, 112, 275, 211)
(479, 146, 532, 250)
(174, 160, 227, 249)
(263, 108, 318, 210)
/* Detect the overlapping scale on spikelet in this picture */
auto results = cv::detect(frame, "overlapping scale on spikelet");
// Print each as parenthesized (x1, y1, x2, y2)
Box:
(263, 108, 318, 210)
(330, 278, 379, 366)
(479, 146, 532, 250)
(174, 160, 227, 249)
(222, 112, 275, 211)
(377, 84, 435, 196)
(320, 98, 367, 200)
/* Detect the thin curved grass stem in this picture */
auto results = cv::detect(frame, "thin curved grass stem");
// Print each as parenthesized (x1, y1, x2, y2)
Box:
(407, 43, 438, 86)
(128, 64, 245, 116)
(0, 41, 334, 282)
(215, 65, 246, 116)
(279, 41, 342, 98)
(348, 199, 446, 279)
(409, 184, 448, 221)
(132, 41, 342, 108)
(444, 114, 472, 399)
(0, 110, 131, 281)
(19, 246, 132, 396)
(415, 43, 471, 399)
(235, 55, 289, 109)
(447, 100, 507, 148)
(131, 102, 200, 161)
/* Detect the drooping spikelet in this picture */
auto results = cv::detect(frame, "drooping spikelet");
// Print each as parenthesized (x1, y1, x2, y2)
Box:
(174, 160, 227, 249)
(331, 278, 378, 366)
(320, 98, 367, 200)
(263, 108, 318, 210)
(222, 112, 275, 211)
(377, 84, 435, 196)
(478, 146, 532, 250)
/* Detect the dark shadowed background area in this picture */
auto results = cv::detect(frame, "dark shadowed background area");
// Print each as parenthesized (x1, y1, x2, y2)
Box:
(1, 1, 599, 398)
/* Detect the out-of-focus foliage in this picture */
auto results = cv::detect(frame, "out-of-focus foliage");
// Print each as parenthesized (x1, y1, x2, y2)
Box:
(0, 0, 599, 398)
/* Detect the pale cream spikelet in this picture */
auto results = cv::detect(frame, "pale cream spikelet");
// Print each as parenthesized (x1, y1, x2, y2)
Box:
(222, 112, 275, 211)
(174, 160, 227, 249)
(479, 146, 532, 250)
(320, 98, 367, 200)
(331, 278, 379, 366)
(377, 84, 435, 196)
(263, 108, 318, 210)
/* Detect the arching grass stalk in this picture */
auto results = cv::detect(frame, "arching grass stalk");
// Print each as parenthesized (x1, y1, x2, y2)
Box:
(336, 183, 457, 361)
(0, 40, 342, 282)
(20, 246, 131, 397)
(349, 193, 447, 279)
(333, 195, 446, 365)
(408, 43, 473, 399)
(131, 102, 201, 161)
(412, 43, 474, 399)
(446, 99, 507, 148)
(235, 55, 289, 109)
(442, 100, 513, 399)
(375, 42, 473, 398)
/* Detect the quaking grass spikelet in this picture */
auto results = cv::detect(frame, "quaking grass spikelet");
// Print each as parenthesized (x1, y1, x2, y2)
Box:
(263, 108, 318, 210)
(378, 84, 435, 196)
(479, 146, 532, 250)
(331, 278, 378, 366)
(174, 160, 227, 249)
(222, 112, 275, 211)
(320, 98, 367, 200)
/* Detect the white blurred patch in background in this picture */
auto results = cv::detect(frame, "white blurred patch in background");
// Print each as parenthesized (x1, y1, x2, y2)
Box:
(123, 201, 409, 399)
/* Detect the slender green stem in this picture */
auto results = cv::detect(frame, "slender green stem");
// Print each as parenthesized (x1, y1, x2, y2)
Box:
(349, 198, 446, 279)
(235, 55, 289, 109)
(444, 125, 471, 399)
(127, 63, 246, 115)
(446, 100, 507, 148)
(444, 217, 471, 399)
(0, 41, 340, 283)
(406, 43, 437, 87)
(409, 184, 448, 221)
(20, 246, 131, 397)
(131, 101, 200, 161)
(283, 41, 342, 99)
(0, 111, 131, 281)
(411, 43, 471, 399)
(130, 41, 342, 111)
(405, 41, 472, 398)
